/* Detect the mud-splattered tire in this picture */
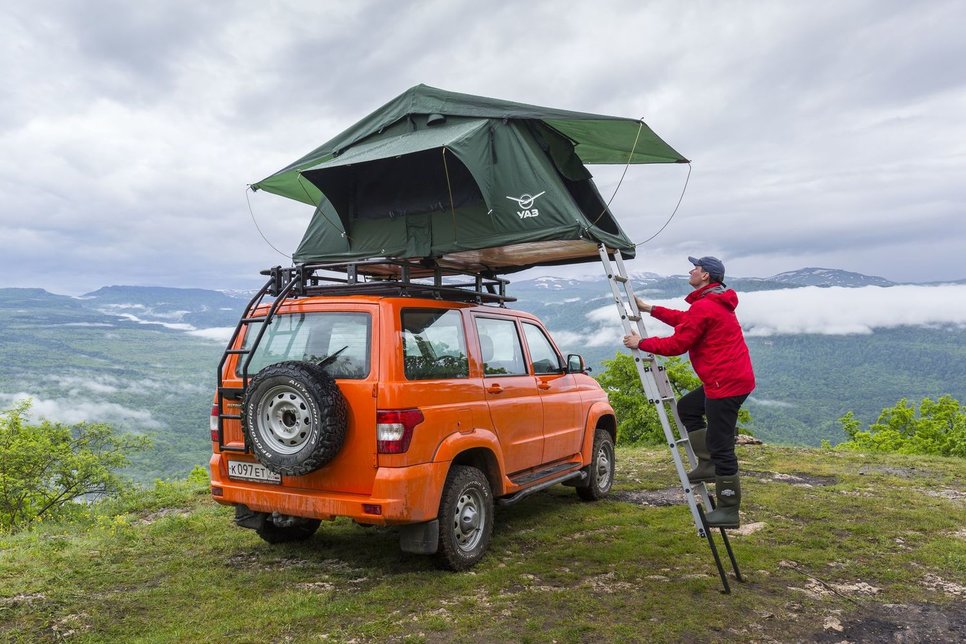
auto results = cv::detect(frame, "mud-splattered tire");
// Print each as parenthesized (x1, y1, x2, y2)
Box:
(577, 428, 615, 501)
(436, 466, 493, 571)
(255, 518, 322, 544)
(242, 361, 347, 476)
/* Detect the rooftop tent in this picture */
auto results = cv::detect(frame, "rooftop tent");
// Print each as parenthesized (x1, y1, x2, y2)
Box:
(251, 85, 688, 273)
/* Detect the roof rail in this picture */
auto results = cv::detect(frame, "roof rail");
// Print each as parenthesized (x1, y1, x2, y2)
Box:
(259, 257, 515, 305)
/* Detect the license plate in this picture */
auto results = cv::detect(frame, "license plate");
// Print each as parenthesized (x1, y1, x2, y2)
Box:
(227, 460, 281, 484)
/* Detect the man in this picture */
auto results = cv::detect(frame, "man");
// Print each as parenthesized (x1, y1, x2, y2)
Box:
(622, 256, 755, 528)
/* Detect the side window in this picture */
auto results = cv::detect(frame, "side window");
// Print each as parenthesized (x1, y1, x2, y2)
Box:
(475, 317, 527, 376)
(523, 323, 563, 374)
(402, 309, 469, 380)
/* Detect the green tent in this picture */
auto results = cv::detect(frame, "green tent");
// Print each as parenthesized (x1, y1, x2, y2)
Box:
(252, 85, 687, 273)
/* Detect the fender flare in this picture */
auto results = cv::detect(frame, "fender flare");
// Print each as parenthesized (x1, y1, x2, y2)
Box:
(433, 428, 508, 496)
(580, 401, 617, 456)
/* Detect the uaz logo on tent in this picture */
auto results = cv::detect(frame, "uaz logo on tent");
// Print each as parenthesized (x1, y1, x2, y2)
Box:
(506, 191, 545, 219)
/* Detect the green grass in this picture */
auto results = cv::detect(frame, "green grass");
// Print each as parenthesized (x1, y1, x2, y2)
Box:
(1, 446, 963, 642)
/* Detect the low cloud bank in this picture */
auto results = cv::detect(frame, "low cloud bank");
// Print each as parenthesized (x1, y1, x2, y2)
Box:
(563, 284, 966, 347)
(748, 397, 796, 408)
(187, 327, 235, 343)
(110, 312, 195, 332)
(0, 392, 162, 429)
(47, 374, 206, 397)
(738, 284, 966, 336)
(95, 301, 235, 341)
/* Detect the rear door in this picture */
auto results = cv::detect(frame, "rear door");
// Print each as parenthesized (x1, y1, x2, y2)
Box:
(521, 321, 582, 462)
(237, 304, 379, 495)
(474, 315, 544, 473)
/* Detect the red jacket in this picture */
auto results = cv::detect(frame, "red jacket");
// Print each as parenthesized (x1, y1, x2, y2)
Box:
(638, 283, 755, 399)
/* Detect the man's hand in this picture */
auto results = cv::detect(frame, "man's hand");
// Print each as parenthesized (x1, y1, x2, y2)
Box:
(623, 334, 643, 349)
(634, 296, 653, 313)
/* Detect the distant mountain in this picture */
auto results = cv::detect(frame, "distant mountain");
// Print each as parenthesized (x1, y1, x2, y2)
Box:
(508, 272, 800, 305)
(764, 267, 895, 288)
(0, 287, 115, 327)
(80, 285, 248, 329)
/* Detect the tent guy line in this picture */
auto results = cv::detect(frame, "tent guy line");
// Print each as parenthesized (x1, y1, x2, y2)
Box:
(636, 162, 693, 248)
(246, 187, 292, 261)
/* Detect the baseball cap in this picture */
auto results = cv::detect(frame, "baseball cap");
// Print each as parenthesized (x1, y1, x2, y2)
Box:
(688, 255, 725, 278)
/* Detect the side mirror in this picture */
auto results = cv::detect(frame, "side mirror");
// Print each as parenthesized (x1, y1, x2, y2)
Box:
(567, 354, 589, 374)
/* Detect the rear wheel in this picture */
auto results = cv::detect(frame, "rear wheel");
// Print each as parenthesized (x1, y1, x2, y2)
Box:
(255, 518, 322, 544)
(577, 428, 615, 501)
(436, 466, 493, 571)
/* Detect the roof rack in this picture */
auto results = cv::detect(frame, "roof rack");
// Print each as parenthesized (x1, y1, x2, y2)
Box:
(259, 257, 516, 305)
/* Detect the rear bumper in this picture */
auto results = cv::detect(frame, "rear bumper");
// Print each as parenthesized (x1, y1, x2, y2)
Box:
(209, 454, 448, 525)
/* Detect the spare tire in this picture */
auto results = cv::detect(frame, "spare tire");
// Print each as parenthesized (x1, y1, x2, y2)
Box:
(242, 361, 347, 476)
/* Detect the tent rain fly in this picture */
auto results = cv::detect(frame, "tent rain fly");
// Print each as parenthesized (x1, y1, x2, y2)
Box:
(252, 84, 688, 274)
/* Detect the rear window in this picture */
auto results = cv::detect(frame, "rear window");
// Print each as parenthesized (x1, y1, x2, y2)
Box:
(236, 312, 371, 380)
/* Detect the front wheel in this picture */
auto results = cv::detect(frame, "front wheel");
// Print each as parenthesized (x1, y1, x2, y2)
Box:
(436, 466, 493, 571)
(577, 428, 615, 501)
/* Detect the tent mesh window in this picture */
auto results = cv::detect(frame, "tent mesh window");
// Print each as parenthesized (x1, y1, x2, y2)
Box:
(305, 148, 483, 222)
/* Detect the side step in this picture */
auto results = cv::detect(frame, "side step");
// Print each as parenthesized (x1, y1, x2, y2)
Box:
(509, 460, 578, 486)
(497, 469, 586, 507)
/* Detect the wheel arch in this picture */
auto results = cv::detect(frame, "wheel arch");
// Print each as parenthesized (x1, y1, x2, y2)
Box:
(450, 447, 502, 497)
(581, 401, 617, 456)
(595, 412, 617, 445)
(433, 429, 507, 496)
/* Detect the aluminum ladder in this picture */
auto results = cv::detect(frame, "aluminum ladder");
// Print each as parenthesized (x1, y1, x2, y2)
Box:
(598, 245, 743, 593)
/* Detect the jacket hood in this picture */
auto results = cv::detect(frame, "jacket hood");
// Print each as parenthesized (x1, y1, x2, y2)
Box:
(686, 283, 738, 311)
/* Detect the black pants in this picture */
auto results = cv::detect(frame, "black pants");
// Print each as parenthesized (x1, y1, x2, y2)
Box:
(677, 386, 749, 476)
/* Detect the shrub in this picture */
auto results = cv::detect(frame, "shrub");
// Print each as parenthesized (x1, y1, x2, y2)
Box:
(0, 399, 151, 532)
(838, 395, 966, 457)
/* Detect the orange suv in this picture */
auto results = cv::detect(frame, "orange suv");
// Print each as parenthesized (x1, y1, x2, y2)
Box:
(209, 263, 617, 569)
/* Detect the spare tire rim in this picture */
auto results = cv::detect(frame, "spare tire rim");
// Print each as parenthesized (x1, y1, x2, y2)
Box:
(255, 385, 315, 455)
(453, 488, 485, 552)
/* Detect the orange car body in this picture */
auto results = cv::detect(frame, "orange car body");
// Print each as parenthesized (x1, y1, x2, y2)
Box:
(209, 295, 615, 527)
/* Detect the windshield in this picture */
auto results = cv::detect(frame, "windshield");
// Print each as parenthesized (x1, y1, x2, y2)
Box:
(236, 312, 371, 380)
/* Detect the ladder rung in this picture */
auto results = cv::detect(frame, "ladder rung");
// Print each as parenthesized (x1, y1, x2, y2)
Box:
(220, 414, 242, 420)
(225, 349, 251, 354)
(626, 314, 641, 322)
(674, 437, 690, 446)
(612, 274, 628, 283)
(241, 316, 267, 323)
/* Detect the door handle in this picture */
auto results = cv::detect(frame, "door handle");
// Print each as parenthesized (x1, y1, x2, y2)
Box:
(537, 382, 551, 390)
(487, 384, 504, 394)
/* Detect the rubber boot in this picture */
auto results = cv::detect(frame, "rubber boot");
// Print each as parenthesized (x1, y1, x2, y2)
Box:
(686, 429, 715, 484)
(705, 475, 741, 528)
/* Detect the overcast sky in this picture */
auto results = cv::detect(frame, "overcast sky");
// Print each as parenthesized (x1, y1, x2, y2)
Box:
(2, 0, 964, 295)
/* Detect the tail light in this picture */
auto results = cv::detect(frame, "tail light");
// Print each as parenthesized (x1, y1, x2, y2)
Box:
(210, 404, 220, 442)
(376, 409, 424, 454)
